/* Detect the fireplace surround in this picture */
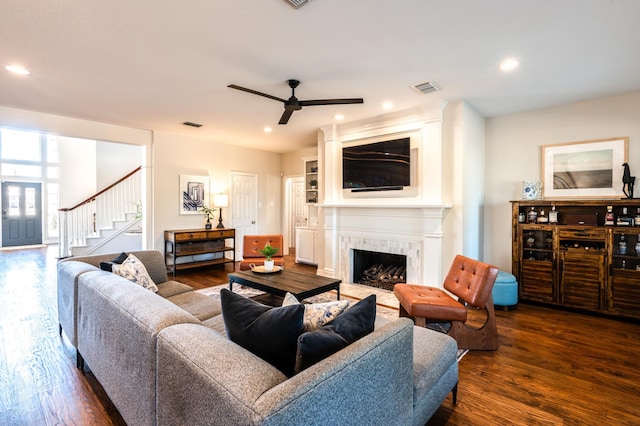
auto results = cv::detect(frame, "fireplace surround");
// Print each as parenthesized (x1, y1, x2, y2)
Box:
(316, 105, 452, 288)
(318, 204, 449, 287)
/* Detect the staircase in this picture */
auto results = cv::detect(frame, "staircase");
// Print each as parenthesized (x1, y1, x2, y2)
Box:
(58, 167, 143, 258)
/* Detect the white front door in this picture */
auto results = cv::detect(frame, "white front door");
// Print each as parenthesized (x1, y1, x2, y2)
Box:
(231, 172, 258, 259)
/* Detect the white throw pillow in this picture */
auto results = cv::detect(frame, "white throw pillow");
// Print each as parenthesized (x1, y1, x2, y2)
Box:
(282, 292, 349, 331)
(112, 254, 159, 293)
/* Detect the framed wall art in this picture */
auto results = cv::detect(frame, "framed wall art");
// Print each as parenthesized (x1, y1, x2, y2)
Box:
(179, 174, 210, 214)
(542, 137, 628, 198)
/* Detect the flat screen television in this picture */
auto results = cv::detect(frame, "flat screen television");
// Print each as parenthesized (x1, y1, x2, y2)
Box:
(342, 137, 411, 192)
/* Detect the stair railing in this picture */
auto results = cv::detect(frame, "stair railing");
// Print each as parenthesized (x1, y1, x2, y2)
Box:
(58, 166, 142, 258)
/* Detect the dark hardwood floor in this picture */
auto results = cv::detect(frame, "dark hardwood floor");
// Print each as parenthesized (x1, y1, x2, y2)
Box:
(0, 246, 638, 425)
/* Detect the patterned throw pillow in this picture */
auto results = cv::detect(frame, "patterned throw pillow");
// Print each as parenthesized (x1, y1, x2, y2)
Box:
(295, 294, 377, 373)
(282, 292, 350, 332)
(112, 254, 159, 293)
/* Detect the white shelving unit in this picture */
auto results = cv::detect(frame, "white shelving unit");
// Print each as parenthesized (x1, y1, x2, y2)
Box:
(297, 157, 319, 265)
(305, 158, 319, 204)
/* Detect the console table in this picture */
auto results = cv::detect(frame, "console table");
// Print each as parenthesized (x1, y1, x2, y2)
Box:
(164, 228, 235, 276)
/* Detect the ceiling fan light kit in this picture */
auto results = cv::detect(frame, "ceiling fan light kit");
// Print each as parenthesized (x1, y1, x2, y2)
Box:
(228, 79, 363, 125)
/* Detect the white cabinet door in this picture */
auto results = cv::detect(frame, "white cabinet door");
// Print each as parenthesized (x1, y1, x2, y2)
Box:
(295, 228, 317, 265)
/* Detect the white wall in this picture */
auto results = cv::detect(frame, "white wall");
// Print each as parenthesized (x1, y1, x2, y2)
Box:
(96, 141, 143, 189)
(58, 136, 97, 207)
(282, 146, 316, 176)
(58, 137, 144, 208)
(151, 132, 283, 250)
(441, 101, 486, 266)
(484, 91, 640, 271)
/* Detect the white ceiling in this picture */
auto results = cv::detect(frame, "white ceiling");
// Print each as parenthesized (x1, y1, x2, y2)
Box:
(1, 0, 639, 153)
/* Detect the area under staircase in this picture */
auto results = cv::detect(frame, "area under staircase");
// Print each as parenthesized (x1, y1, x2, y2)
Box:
(58, 167, 143, 258)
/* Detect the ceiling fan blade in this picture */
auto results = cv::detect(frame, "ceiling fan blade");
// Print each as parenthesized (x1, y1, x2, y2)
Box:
(278, 108, 295, 125)
(227, 84, 286, 103)
(299, 98, 364, 106)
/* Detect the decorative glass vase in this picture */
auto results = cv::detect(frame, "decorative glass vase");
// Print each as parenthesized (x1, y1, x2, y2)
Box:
(522, 181, 542, 200)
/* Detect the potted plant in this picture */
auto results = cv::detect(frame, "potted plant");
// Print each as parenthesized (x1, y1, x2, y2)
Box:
(258, 242, 280, 271)
(309, 178, 318, 189)
(199, 206, 218, 229)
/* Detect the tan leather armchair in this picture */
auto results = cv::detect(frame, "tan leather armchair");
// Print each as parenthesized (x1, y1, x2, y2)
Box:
(394, 255, 499, 350)
(238, 234, 285, 271)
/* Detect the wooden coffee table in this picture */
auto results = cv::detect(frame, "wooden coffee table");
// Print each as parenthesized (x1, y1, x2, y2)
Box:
(228, 269, 341, 301)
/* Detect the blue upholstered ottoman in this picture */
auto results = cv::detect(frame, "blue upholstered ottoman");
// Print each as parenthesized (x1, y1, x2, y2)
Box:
(492, 271, 518, 311)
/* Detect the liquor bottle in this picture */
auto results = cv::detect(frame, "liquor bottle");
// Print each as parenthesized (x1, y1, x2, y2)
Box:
(605, 206, 615, 226)
(635, 208, 640, 226)
(548, 206, 558, 224)
(527, 207, 538, 224)
(619, 234, 628, 255)
(526, 233, 535, 248)
(617, 207, 633, 226)
(537, 209, 548, 223)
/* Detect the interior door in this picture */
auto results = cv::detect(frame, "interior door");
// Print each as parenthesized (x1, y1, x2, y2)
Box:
(2, 182, 43, 247)
(231, 172, 258, 258)
(293, 177, 307, 228)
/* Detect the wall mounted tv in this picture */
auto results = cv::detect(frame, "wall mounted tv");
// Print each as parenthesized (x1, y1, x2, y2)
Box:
(342, 137, 411, 192)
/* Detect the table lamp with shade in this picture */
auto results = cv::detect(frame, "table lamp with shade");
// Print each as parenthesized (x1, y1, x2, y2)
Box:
(213, 194, 229, 228)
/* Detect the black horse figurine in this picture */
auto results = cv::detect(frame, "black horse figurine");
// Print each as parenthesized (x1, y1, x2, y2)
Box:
(622, 163, 635, 199)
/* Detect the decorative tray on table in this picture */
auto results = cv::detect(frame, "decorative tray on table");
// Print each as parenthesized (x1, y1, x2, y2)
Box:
(249, 265, 284, 274)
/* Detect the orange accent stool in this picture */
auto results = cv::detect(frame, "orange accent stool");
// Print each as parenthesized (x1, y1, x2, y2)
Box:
(394, 255, 499, 350)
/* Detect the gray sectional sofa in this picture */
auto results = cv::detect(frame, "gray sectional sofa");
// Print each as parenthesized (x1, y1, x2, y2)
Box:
(57, 250, 459, 426)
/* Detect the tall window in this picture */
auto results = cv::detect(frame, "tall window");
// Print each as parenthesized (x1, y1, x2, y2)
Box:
(0, 128, 59, 241)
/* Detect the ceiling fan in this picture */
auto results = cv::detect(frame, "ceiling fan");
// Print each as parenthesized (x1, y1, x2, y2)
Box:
(227, 79, 364, 125)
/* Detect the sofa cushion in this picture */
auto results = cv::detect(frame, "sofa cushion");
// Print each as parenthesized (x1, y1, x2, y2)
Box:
(295, 294, 376, 373)
(282, 292, 350, 331)
(412, 325, 459, 405)
(166, 291, 221, 321)
(99, 252, 128, 272)
(156, 280, 194, 298)
(112, 254, 159, 293)
(220, 288, 304, 376)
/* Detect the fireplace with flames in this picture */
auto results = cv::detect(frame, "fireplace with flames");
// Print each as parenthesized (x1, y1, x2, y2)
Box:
(352, 249, 407, 291)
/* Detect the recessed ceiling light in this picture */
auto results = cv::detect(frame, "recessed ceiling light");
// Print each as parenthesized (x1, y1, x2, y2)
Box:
(500, 58, 519, 72)
(264, 126, 272, 133)
(334, 114, 345, 121)
(5, 65, 31, 75)
(382, 101, 394, 110)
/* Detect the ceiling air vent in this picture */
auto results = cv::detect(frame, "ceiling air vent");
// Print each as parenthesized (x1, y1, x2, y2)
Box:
(182, 121, 203, 128)
(411, 81, 441, 95)
(285, 0, 311, 8)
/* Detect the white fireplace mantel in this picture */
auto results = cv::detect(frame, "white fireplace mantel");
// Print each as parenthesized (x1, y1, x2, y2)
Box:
(316, 106, 452, 287)
(317, 204, 451, 287)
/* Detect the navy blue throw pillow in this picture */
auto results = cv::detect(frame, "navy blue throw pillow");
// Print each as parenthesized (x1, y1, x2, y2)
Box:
(220, 288, 304, 376)
(99, 252, 128, 272)
(295, 294, 376, 373)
